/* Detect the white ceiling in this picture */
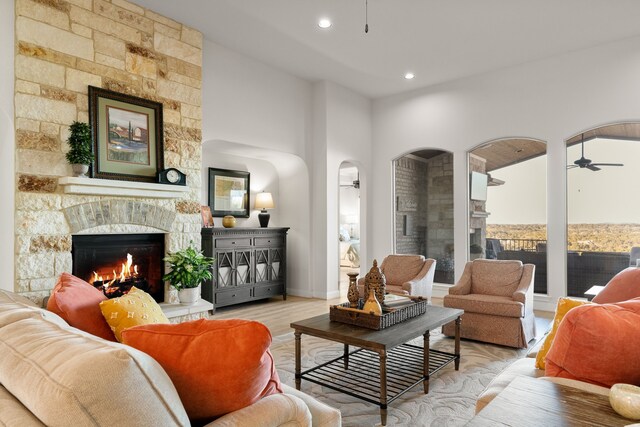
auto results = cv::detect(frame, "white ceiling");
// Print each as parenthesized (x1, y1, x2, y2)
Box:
(133, 0, 640, 98)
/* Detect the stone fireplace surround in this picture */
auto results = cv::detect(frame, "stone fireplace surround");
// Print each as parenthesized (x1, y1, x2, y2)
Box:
(13, 0, 206, 316)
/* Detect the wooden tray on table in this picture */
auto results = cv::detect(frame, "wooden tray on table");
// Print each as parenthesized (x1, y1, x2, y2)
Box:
(329, 295, 429, 330)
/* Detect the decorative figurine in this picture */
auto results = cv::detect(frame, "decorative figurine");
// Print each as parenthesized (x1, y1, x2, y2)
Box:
(346, 272, 360, 308)
(364, 259, 386, 305)
(362, 288, 382, 315)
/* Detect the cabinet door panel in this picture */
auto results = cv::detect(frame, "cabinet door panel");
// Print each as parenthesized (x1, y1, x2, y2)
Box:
(255, 248, 269, 283)
(270, 248, 284, 281)
(235, 250, 252, 285)
(216, 251, 234, 288)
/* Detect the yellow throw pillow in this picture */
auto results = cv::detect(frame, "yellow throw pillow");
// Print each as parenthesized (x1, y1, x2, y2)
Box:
(99, 287, 169, 342)
(535, 297, 591, 369)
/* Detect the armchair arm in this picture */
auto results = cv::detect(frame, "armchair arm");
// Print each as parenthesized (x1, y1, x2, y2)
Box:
(447, 262, 473, 295)
(513, 263, 535, 306)
(206, 393, 312, 427)
(401, 258, 436, 300)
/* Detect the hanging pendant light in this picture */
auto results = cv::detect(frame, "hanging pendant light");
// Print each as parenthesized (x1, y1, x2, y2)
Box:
(364, 0, 369, 33)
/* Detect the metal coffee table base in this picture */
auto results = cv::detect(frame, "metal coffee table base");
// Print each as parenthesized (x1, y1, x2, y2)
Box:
(294, 323, 461, 425)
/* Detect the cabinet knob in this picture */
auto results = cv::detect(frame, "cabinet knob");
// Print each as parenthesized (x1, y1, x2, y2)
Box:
(232, 294, 236, 297)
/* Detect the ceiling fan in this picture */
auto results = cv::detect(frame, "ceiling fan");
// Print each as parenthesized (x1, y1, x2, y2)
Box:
(340, 172, 360, 189)
(567, 134, 624, 171)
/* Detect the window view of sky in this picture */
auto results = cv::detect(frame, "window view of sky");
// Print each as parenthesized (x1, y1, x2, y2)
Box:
(485, 138, 640, 225)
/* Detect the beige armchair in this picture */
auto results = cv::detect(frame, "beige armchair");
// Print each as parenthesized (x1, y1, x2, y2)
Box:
(442, 259, 536, 348)
(358, 254, 436, 301)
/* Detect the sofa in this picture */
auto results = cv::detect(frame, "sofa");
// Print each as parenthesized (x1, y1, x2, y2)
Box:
(474, 333, 611, 414)
(0, 289, 341, 427)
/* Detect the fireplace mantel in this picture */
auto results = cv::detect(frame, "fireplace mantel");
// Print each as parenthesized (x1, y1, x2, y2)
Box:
(58, 177, 189, 199)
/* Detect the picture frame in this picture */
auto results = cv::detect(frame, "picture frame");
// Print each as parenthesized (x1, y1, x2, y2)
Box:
(200, 205, 214, 227)
(88, 86, 164, 182)
(208, 168, 250, 218)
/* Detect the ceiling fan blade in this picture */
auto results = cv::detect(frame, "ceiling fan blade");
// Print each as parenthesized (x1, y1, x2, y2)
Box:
(566, 165, 579, 169)
(586, 164, 601, 171)
(590, 163, 624, 167)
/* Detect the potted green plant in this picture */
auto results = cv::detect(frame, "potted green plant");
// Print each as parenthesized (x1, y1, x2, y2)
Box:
(162, 244, 214, 305)
(65, 121, 94, 178)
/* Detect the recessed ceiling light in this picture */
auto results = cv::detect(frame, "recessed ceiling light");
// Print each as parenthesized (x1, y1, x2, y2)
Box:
(318, 18, 331, 29)
(404, 72, 415, 80)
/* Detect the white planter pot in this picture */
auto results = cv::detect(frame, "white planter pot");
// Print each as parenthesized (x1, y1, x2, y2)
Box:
(177, 285, 201, 305)
(72, 164, 89, 178)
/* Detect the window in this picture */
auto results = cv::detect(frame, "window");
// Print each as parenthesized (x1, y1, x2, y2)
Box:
(468, 138, 548, 294)
(566, 124, 640, 297)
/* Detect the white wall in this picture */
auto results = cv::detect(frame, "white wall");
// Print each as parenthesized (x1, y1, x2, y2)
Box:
(0, 0, 14, 291)
(200, 151, 280, 228)
(201, 39, 317, 297)
(202, 40, 313, 160)
(372, 35, 640, 311)
(313, 82, 372, 298)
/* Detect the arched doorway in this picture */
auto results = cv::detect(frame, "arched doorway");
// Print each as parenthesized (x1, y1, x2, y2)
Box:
(338, 162, 361, 293)
(393, 149, 454, 284)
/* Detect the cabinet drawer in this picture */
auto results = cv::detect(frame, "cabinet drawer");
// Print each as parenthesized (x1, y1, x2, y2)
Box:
(215, 288, 252, 306)
(215, 238, 252, 248)
(254, 236, 283, 247)
(254, 283, 284, 299)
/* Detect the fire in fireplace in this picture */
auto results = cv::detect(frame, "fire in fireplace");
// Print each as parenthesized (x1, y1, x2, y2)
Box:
(89, 253, 151, 298)
(72, 234, 165, 302)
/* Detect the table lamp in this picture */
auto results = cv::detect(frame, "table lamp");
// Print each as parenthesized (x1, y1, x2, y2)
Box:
(255, 192, 274, 227)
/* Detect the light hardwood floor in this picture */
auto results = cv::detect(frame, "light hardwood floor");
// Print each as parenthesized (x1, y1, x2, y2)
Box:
(211, 295, 552, 338)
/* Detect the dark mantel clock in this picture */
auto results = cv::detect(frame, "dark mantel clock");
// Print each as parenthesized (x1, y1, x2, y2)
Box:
(158, 168, 186, 186)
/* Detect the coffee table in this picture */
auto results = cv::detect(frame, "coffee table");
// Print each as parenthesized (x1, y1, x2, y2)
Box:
(466, 376, 629, 426)
(290, 306, 463, 426)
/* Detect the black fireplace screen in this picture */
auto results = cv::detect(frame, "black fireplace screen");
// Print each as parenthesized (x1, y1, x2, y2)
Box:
(72, 234, 165, 302)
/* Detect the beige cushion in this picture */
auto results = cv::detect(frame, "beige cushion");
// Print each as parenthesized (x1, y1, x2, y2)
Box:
(443, 293, 524, 318)
(282, 384, 342, 427)
(206, 393, 312, 427)
(0, 289, 38, 307)
(381, 255, 425, 285)
(0, 291, 69, 329)
(0, 384, 45, 427)
(470, 259, 523, 297)
(475, 358, 543, 413)
(0, 314, 190, 426)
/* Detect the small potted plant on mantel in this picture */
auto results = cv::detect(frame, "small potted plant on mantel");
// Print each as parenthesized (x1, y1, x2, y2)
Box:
(65, 121, 94, 178)
(162, 243, 214, 305)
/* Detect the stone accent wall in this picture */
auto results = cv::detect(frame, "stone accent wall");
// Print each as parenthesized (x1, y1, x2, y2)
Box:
(394, 156, 428, 255)
(14, 0, 203, 304)
(469, 154, 487, 259)
(425, 153, 454, 278)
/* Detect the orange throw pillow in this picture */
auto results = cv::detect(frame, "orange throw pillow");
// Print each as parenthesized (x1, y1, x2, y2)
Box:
(47, 273, 116, 341)
(592, 267, 640, 304)
(121, 318, 282, 424)
(535, 297, 590, 370)
(545, 298, 640, 388)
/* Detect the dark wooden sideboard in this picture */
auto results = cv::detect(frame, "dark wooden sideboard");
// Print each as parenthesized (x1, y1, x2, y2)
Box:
(201, 227, 289, 311)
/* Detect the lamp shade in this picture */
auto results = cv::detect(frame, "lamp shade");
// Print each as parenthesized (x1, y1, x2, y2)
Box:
(255, 192, 274, 210)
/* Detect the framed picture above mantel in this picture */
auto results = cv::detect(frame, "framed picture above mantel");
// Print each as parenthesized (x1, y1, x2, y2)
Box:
(88, 86, 164, 183)
(207, 167, 250, 218)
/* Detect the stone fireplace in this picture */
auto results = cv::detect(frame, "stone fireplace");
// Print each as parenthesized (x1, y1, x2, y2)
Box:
(13, 0, 204, 305)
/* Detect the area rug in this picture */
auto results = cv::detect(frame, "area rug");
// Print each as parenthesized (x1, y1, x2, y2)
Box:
(271, 330, 528, 427)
